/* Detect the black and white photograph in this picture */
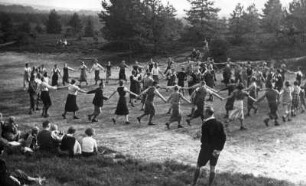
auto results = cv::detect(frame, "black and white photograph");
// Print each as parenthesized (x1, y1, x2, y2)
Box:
(0, 0, 305, 185)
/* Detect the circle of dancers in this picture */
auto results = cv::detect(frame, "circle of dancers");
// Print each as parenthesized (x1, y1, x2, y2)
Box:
(23, 54, 306, 131)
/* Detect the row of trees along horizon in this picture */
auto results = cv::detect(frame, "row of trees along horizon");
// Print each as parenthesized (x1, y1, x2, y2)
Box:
(1, 0, 306, 62)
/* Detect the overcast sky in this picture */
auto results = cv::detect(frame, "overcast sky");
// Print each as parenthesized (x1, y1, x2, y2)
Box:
(0, 0, 291, 17)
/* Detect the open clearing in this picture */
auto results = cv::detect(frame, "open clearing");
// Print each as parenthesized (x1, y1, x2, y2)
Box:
(0, 52, 305, 185)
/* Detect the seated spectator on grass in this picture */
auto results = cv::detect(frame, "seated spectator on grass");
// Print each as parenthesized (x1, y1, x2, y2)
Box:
(81, 128, 98, 157)
(1, 116, 21, 142)
(37, 121, 61, 153)
(23, 127, 39, 151)
(0, 146, 46, 186)
(0, 114, 9, 148)
(59, 126, 81, 157)
(50, 124, 64, 142)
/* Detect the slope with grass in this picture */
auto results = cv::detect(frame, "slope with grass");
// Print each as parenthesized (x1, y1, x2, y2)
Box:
(0, 52, 305, 186)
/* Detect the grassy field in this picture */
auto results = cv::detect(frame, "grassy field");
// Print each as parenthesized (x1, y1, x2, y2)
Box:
(0, 52, 305, 186)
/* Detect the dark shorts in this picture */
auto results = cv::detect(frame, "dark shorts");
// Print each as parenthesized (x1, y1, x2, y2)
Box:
(268, 102, 278, 119)
(197, 147, 218, 167)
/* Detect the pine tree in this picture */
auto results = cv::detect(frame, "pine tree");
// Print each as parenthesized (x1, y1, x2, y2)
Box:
(185, 0, 220, 40)
(68, 13, 83, 35)
(243, 3, 260, 34)
(229, 3, 246, 42)
(287, 0, 306, 32)
(46, 9, 62, 34)
(84, 18, 94, 37)
(261, 0, 283, 33)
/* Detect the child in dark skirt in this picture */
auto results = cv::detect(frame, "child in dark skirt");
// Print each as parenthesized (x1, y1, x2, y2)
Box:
(87, 82, 109, 122)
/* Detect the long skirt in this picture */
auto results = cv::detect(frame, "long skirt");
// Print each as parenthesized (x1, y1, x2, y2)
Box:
(169, 104, 182, 123)
(115, 97, 129, 115)
(94, 70, 100, 81)
(52, 74, 59, 86)
(119, 70, 126, 81)
(65, 94, 79, 112)
(80, 71, 87, 82)
(229, 100, 244, 120)
(144, 101, 155, 116)
(40, 91, 52, 107)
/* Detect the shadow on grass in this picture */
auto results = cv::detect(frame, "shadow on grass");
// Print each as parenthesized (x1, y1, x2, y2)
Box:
(2, 147, 294, 186)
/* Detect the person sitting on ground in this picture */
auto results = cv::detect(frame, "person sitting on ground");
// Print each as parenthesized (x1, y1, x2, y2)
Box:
(0, 146, 46, 186)
(81, 128, 98, 157)
(37, 121, 61, 154)
(1, 116, 21, 142)
(59, 126, 81, 157)
(0, 114, 9, 148)
(24, 127, 39, 151)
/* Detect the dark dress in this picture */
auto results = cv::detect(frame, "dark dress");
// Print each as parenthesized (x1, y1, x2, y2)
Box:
(144, 87, 156, 115)
(115, 87, 129, 115)
(63, 67, 69, 84)
(177, 71, 186, 87)
(130, 75, 140, 99)
(65, 94, 79, 112)
(119, 64, 127, 80)
(51, 68, 60, 86)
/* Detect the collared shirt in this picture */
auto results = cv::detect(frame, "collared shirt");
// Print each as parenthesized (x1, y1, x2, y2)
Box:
(203, 115, 215, 123)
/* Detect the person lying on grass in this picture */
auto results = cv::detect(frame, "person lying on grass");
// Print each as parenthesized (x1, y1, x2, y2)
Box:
(0, 146, 46, 186)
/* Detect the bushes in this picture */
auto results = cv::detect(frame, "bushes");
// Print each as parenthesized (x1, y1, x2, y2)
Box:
(209, 38, 230, 62)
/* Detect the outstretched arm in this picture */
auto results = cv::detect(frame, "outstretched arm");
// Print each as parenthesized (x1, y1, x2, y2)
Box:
(210, 90, 224, 100)
(181, 94, 191, 104)
(155, 89, 167, 102)
(108, 90, 117, 100)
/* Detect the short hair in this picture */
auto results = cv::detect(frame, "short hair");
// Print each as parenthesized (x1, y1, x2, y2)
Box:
(85, 128, 95, 136)
(285, 81, 290, 87)
(25, 63, 29, 66)
(205, 106, 214, 116)
(146, 72, 151, 76)
(294, 81, 298, 86)
(8, 116, 15, 123)
(71, 79, 76, 84)
(42, 120, 50, 128)
(67, 126, 76, 134)
(237, 83, 244, 90)
(43, 72, 48, 77)
(31, 126, 39, 135)
(119, 80, 124, 86)
(50, 124, 58, 131)
(174, 85, 179, 91)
